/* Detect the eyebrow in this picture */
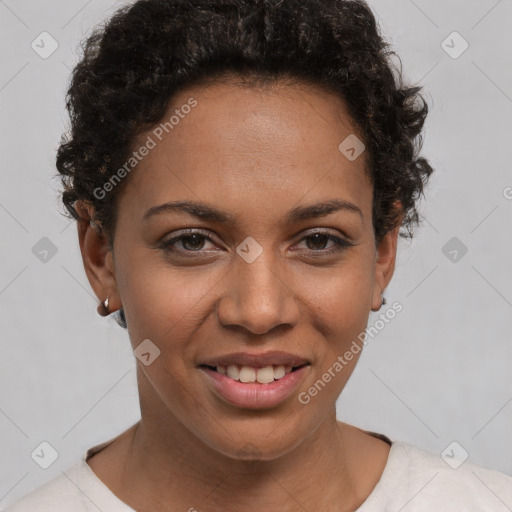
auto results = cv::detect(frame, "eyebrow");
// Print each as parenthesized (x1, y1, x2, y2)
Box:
(143, 198, 363, 224)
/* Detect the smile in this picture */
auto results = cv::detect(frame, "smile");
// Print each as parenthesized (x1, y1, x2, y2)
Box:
(198, 364, 311, 409)
(200, 363, 309, 384)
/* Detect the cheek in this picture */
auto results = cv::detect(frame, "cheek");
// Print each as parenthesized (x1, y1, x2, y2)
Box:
(299, 251, 374, 395)
(115, 250, 222, 354)
(118, 257, 216, 411)
(306, 254, 374, 334)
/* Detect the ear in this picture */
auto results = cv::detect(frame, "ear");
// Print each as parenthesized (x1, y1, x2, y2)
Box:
(75, 200, 121, 314)
(370, 210, 402, 312)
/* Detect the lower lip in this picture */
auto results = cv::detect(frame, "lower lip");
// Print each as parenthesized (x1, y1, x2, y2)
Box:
(198, 366, 310, 409)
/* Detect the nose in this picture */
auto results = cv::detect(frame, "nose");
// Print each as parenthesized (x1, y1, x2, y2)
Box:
(215, 251, 300, 336)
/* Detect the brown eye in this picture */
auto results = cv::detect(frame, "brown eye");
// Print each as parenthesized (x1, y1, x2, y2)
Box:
(304, 233, 332, 251)
(179, 234, 207, 251)
(295, 231, 354, 254)
(160, 229, 218, 254)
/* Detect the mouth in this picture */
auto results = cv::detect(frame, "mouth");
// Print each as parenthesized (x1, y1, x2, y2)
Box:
(198, 363, 310, 385)
(198, 362, 311, 409)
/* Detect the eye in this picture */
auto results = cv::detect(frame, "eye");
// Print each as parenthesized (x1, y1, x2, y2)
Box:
(160, 229, 218, 254)
(294, 231, 354, 254)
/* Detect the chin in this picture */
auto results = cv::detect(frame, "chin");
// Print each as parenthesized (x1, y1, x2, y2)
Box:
(198, 414, 314, 462)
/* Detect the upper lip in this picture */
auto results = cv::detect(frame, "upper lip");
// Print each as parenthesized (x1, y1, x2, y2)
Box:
(198, 350, 310, 368)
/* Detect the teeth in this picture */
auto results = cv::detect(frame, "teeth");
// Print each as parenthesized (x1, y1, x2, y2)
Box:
(239, 367, 256, 383)
(273, 365, 286, 379)
(256, 366, 274, 384)
(226, 365, 240, 380)
(214, 364, 296, 384)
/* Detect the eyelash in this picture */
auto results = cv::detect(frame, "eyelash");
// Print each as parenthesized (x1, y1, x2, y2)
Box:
(160, 228, 354, 257)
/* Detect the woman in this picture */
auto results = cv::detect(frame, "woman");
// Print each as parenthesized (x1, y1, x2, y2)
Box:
(6, 0, 511, 510)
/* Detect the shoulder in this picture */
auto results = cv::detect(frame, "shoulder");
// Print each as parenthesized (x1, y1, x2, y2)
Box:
(2, 463, 91, 512)
(2, 455, 133, 512)
(363, 441, 512, 511)
(2, 435, 135, 512)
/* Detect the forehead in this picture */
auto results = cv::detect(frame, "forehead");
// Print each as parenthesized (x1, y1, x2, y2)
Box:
(120, 79, 372, 221)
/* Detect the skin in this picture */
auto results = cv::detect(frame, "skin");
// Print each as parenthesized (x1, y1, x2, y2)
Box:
(76, 78, 401, 512)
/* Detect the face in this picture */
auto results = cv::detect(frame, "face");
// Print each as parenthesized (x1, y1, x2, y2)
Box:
(79, 78, 399, 460)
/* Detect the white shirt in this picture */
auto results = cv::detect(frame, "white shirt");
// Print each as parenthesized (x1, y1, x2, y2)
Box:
(3, 434, 512, 511)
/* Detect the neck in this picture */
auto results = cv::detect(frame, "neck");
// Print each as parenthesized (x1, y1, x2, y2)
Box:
(121, 417, 372, 511)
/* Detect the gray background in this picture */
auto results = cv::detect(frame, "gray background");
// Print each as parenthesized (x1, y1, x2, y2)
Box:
(1, 0, 511, 507)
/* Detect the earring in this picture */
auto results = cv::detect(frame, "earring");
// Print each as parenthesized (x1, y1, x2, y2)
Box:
(112, 307, 127, 329)
(97, 296, 110, 316)
(371, 294, 387, 312)
(96, 296, 127, 328)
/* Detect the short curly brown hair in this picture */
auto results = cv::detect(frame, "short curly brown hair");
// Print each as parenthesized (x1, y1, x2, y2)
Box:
(56, 0, 434, 248)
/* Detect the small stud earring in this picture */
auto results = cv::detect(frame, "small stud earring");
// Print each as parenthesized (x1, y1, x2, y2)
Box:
(372, 294, 387, 312)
